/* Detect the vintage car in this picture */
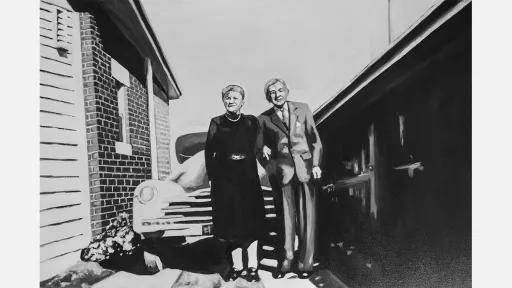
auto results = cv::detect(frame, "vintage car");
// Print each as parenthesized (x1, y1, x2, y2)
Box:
(133, 132, 272, 240)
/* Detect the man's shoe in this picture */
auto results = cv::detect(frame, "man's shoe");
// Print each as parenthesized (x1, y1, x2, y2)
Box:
(272, 270, 286, 279)
(273, 258, 293, 279)
(297, 271, 313, 279)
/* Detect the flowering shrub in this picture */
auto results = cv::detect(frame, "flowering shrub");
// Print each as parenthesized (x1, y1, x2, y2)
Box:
(80, 213, 141, 263)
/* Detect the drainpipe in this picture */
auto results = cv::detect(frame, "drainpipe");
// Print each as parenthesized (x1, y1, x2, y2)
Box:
(146, 58, 158, 179)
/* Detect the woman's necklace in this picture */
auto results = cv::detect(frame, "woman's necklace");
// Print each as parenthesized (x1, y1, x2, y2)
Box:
(224, 112, 241, 122)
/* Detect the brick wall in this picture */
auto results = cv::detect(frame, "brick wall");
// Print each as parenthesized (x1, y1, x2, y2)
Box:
(154, 95, 171, 180)
(80, 13, 152, 236)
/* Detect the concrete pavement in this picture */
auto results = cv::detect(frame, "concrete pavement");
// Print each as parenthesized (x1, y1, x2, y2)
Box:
(90, 266, 347, 288)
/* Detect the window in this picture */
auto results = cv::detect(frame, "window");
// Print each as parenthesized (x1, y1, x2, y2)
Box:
(111, 58, 132, 155)
(114, 82, 132, 155)
(116, 83, 130, 142)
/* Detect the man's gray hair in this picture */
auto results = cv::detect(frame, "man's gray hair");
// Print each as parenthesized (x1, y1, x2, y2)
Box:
(264, 78, 288, 102)
(221, 84, 245, 99)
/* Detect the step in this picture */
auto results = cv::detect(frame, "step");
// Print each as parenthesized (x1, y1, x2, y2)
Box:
(263, 197, 275, 204)
(259, 258, 278, 272)
(260, 245, 277, 260)
(262, 245, 275, 252)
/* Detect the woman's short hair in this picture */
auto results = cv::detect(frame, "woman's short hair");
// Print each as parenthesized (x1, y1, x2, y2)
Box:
(264, 78, 288, 102)
(221, 85, 245, 100)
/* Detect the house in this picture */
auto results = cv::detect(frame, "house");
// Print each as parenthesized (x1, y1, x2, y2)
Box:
(39, 0, 181, 280)
(313, 0, 471, 286)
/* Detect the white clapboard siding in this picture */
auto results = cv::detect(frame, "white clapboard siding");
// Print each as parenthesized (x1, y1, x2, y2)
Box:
(40, 1, 89, 280)
(40, 1, 57, 13)
(40, 177, 82, 193)
(41, 38, 72, 52)
(40, 192, 83, 210)
(41, 113, 78, 130)
(40, 26, 54, 40)
(41, 57, 73, 76)
(41, 219, 85, 245)
(40, 205, 84, 227)
(40, 85, 75, 103)
(40, 100, 75, 119)
(39, 35, 73, 52)
(41, 35, 72, 50)
(41, 143, 80, 160)
(40, 251, 81, 280)
(40, 18, 54, 31)
(40, 127, 80, 144)
(40, 97, 75, 115)
(40, 7, 55, 23)
(40, 45, 71, 64)
(40, 160, 81, 177)
(41, 0, 73, 12)
(40, 234, 85, 262)
(41, 71, 74, 90)
(40, 35, 56, 48)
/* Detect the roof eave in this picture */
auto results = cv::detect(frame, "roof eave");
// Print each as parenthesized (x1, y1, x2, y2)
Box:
(130, 0, 182, 99)
(314, 0, 470, 125)
(70, 0, 182, 100)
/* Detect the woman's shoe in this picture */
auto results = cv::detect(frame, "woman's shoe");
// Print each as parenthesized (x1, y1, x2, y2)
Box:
(226, 267, 243, 282)
(245, 267, 260, 282)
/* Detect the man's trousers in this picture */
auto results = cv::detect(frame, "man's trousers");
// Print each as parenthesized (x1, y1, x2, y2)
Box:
(274, 177, 317, 272)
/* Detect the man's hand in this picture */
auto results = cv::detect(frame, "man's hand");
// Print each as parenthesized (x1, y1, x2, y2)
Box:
(312, 166, 322, 179)
(263, 145, 272, 160)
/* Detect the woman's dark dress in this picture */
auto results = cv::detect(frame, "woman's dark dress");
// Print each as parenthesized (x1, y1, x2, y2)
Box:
(205, 114, 265, 247)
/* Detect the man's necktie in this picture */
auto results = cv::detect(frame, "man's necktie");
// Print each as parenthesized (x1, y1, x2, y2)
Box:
(280, 107, 289, 130)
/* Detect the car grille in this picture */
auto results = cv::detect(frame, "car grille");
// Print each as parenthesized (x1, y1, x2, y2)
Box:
(142, 187, 274, 238)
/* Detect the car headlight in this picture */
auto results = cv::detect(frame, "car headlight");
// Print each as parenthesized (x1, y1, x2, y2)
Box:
(137, 186, 156, 204)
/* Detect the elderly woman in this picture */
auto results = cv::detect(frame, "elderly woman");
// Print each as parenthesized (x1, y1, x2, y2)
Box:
(205, 84, 265, 282)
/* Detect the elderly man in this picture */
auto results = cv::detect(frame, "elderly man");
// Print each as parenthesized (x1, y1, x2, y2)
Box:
(258, 78, 323, 279)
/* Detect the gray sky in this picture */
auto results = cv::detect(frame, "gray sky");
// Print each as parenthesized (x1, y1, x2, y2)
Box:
(141, 0, 439, 135)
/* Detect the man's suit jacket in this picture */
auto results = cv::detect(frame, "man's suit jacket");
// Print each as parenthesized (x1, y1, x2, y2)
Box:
(258, 101, 323, 186)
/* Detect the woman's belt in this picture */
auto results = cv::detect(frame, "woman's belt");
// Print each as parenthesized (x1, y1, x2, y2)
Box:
(226, 153, 247, 160)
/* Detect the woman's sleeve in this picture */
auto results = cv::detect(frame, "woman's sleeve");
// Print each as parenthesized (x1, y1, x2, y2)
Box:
(254, 116, 266, 165)
(205, 119, 217, 180)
